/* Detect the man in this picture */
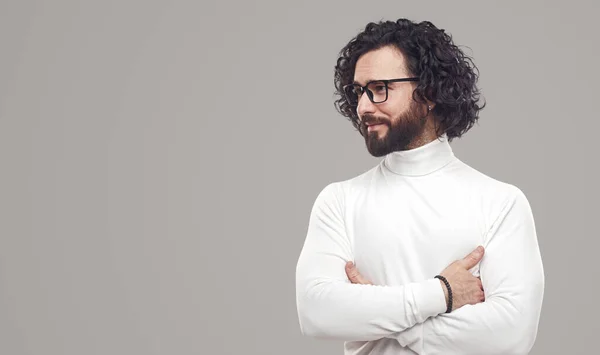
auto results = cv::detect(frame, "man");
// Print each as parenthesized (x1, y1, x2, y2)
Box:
(295, 19, 544, 355)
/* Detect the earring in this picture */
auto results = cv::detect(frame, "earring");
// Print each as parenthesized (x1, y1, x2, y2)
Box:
(428, 105, 433, 111)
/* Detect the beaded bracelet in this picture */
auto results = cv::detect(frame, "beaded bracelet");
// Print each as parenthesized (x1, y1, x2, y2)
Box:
(434, 275, 453, 313)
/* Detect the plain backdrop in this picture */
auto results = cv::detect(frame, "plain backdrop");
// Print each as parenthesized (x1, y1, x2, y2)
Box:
(1, 0, 598, 354)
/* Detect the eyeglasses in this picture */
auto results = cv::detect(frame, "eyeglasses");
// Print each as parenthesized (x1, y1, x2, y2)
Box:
(343, 77, 419, 106)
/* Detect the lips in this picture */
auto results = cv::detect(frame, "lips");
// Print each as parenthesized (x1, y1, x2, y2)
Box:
(365, 123, 387, 133)
(360, 117, 388, 133)
(364, 119, 387, 126)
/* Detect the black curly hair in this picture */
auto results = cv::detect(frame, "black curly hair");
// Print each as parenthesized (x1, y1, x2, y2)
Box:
(334, 19, 485, 142)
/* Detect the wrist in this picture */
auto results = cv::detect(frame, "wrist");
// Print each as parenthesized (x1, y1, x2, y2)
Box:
(434, 275, 453, 313)
(438, 279, 449, 304)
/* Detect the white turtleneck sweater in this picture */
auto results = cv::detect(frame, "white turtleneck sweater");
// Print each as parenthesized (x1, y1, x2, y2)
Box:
(295, 134, 545, 355)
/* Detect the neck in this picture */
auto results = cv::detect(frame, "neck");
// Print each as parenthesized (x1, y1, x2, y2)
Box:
(404, 115, 443, 150)
(383, 132, 455, 176)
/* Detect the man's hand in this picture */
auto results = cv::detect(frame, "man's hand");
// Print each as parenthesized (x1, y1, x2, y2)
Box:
(438, 246, 486, 311)
(345, 261, 373, 285)
(345, 246, 486, 312)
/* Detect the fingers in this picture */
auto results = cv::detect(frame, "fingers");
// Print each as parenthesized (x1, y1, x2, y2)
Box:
(345, 261, 373, 285)
(460, 245, 485, 270)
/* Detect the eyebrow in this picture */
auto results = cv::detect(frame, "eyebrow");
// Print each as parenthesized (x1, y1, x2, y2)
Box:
(353, 79, 371, 86)
(352, 78, 385, 86)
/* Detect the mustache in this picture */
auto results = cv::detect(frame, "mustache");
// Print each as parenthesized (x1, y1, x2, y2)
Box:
(360, 115, 390, 127)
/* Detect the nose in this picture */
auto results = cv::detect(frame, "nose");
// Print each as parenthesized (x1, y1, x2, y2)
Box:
(356, 91, 376, 118)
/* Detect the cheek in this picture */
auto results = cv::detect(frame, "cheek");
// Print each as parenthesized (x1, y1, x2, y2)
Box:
(391, 87, 414, 106)
(380, 97, 407, 117)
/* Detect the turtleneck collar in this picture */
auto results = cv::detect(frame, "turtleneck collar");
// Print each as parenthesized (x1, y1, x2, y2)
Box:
(383, 133, 455, 177)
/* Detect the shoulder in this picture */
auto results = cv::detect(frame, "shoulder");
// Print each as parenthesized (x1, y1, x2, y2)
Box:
(453, 159, 526, 199)
(311, 163, 380, 209)
(451, 159, 533, 223)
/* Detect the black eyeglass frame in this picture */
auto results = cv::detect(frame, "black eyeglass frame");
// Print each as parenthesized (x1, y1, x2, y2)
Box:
(343, 77, 419, 105)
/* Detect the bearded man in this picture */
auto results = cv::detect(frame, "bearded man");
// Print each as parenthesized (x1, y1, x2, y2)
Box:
(295, 19, 544, 355)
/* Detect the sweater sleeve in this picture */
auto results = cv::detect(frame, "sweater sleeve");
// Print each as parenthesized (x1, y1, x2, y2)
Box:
(296, 182, 447, 341)
(394, 186, 545, 355)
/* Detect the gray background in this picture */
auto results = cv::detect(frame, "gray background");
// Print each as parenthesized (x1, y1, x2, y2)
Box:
(0, 0, 597, 354)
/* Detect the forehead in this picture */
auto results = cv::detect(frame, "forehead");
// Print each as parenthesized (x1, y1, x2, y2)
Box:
(353, 46, 409, 85)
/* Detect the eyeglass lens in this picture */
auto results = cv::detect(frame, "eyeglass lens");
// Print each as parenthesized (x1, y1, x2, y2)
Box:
(345, 81, 388, 105)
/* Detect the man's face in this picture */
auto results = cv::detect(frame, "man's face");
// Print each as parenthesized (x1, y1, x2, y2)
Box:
(353, 45, 427, 156)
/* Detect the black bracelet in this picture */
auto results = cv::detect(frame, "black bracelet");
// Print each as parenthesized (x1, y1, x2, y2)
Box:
(434, 275, 453, 313)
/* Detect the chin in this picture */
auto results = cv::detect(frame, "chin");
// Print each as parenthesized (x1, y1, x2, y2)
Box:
(365, 134, 393, 157)
(367, 150, 389, 158)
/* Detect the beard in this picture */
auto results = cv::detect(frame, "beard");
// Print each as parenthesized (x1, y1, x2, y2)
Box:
(359, 102, 428, 157)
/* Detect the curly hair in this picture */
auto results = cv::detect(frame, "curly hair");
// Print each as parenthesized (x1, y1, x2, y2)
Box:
(334, 19, 485, 141)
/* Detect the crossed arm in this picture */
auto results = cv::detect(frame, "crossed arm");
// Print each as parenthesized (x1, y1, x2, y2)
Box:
(295, 183, 545, 355)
